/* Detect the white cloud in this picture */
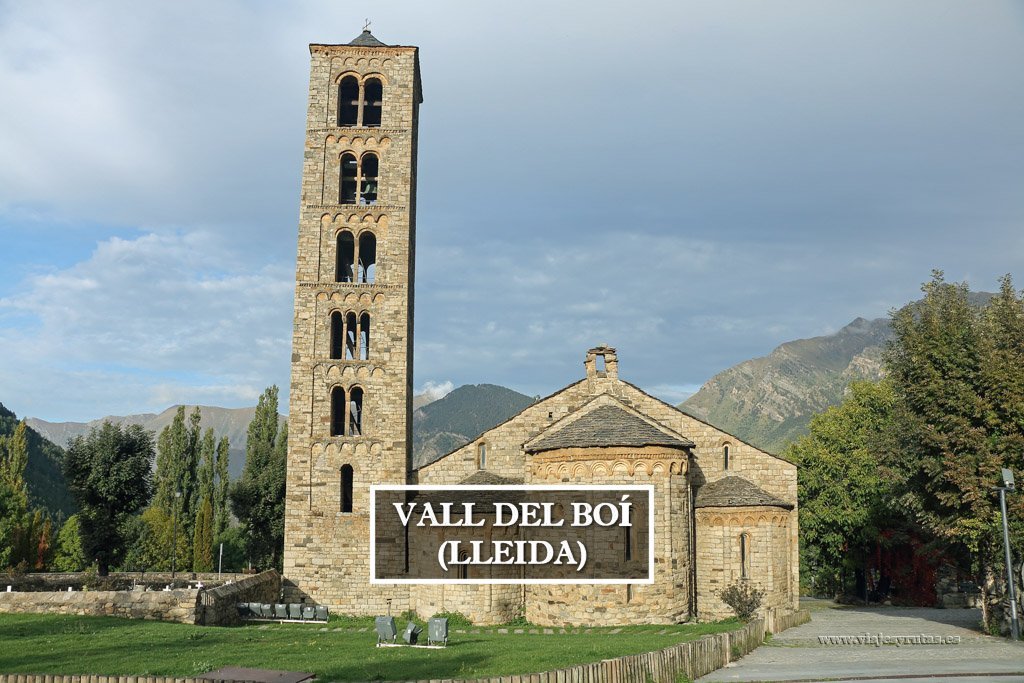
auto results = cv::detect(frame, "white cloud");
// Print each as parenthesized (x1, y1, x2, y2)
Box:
(416, 380, 454, 402)
(0, 229, 293, 420)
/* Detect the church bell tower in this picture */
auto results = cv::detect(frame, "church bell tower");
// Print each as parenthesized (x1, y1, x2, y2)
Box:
(283, 28, 421, 611)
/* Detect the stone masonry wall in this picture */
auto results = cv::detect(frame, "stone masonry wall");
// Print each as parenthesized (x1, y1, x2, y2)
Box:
(284, 40, 420, 614)
(416, 363, 799, 623)
(695, 506, 795, 621)
(0, 589, 200, 624)
(197, 570, 281, 626)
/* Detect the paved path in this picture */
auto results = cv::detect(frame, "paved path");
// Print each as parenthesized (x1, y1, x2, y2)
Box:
(699, 599, 1024, 682)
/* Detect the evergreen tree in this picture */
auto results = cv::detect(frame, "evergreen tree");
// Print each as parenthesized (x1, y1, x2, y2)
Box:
(230, 386, 286, 569)
(214, 436, 231, 535)
(63, 422, 154, 575)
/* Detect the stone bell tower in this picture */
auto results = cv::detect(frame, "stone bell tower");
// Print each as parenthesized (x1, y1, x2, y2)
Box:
(283, 28, 421, 611)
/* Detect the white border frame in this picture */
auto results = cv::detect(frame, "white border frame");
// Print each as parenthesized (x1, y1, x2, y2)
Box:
(369, 484, 655, 585)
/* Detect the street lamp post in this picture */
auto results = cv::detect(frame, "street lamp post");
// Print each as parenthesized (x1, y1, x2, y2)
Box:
(997, 468, 1019, 641)
(171, 490, 182, 580)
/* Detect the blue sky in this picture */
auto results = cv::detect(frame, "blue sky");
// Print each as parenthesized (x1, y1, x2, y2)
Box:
(1, 0, 1023, 422)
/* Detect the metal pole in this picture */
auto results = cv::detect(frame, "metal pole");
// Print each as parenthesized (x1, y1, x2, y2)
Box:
(998, 487, 1020, 640)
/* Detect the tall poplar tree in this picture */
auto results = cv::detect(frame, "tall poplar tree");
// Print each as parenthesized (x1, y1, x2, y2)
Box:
(214, 436, 231, 535)
(230, 386, 286, 569)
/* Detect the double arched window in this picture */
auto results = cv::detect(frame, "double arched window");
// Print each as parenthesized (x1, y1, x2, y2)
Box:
(330, 386, 364, 437)
(337, 75, 383, 128)
(339, 152, 379, 205)
(329, 311, 371, 360)
(335, 231, 377, 283)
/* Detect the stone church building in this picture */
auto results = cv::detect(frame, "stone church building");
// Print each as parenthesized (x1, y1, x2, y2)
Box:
(283, 29, 799, 626)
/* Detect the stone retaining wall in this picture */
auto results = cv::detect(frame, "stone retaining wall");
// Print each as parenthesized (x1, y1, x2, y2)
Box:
(0, 589, 200, 624)
(198, 570, 281, 626)
(0, 609, 811, 683)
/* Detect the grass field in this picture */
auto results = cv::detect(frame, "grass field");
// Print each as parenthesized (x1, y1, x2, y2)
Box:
(0, 614, 740, 681)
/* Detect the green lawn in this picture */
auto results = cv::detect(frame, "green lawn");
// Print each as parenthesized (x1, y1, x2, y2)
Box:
(0, 614, 740, 681)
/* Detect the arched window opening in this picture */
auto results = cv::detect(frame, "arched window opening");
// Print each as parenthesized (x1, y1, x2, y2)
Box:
(477, 443, 487, 470)
(336, 231, 355, 282)
(345, 312, 358, 360)
(723, 444, 731, 471)
(359, 153, 379, 205)
(340, 464, 354, 513)
(340, 153, 358, 204)
(330, 386, 345, 437)
(363, 78, 383, 127)
(329, 311, 344, 360)
(358, 232, 377, 283)
(458, 550, 469, 580)
(595, 354, 606, 373)
(338, 76, 360, 127)
(349, 386, 363, 436)
(624, 525, 632, 562)
(740, 533, 749, 579)
(359, 313, 371, 360)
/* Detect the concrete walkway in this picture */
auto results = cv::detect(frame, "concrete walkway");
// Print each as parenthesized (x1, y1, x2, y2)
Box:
(700, 599, 1024, 682)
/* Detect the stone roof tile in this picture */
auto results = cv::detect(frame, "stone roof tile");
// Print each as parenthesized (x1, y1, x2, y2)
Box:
(694, 476, 793, 509)
(527, 404, 694, 453)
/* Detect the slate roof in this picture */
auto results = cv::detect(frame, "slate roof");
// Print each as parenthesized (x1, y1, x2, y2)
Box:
(694, 476, 793, 509)
(348, 30, 387, 47)
(526, 404, 694, 453)
(459, 471, 523, 486)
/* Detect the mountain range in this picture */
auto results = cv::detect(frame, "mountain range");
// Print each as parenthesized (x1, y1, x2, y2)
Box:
(679, 316, 890, 453)
(19, 295, 992, 514)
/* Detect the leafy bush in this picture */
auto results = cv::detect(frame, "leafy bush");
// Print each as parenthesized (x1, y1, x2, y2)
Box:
(719, 581, 764, 621)
(431, 610, 472, 628)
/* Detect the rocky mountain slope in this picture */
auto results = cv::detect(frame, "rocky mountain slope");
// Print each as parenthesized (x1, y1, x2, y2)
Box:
(412, 384, 535, 468)
(680, 317, 891, 453)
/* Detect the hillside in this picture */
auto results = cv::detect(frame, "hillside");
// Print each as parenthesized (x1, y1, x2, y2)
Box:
(0, 402, 74, 517)
(27, 405, 282, 480)
(413, 384, 535, 468)
(680, 317, 891, 453)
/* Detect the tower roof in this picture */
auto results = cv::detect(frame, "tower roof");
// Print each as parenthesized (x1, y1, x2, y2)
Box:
(348, 29, 387, 47)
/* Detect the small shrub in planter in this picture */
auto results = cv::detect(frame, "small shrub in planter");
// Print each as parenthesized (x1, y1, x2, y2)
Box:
(719, 581, 764, 621)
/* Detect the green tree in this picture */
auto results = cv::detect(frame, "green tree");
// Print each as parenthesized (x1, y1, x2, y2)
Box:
(214, 436, 231, 536)
(230, 387, 286, 569)
(787, 380, 900, 596)
(63, 422, 154, 575)
(192, 496, 215, 572)
(883, 272, 1024, 631)
(51, 514, 89, 572)
(153, 406, 202, 569)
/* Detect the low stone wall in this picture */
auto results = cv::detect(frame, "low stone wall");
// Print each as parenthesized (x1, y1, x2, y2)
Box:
(198, 570, 281, 626)
(1, 572, 248, 592)
(0, 588, 200, 624)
